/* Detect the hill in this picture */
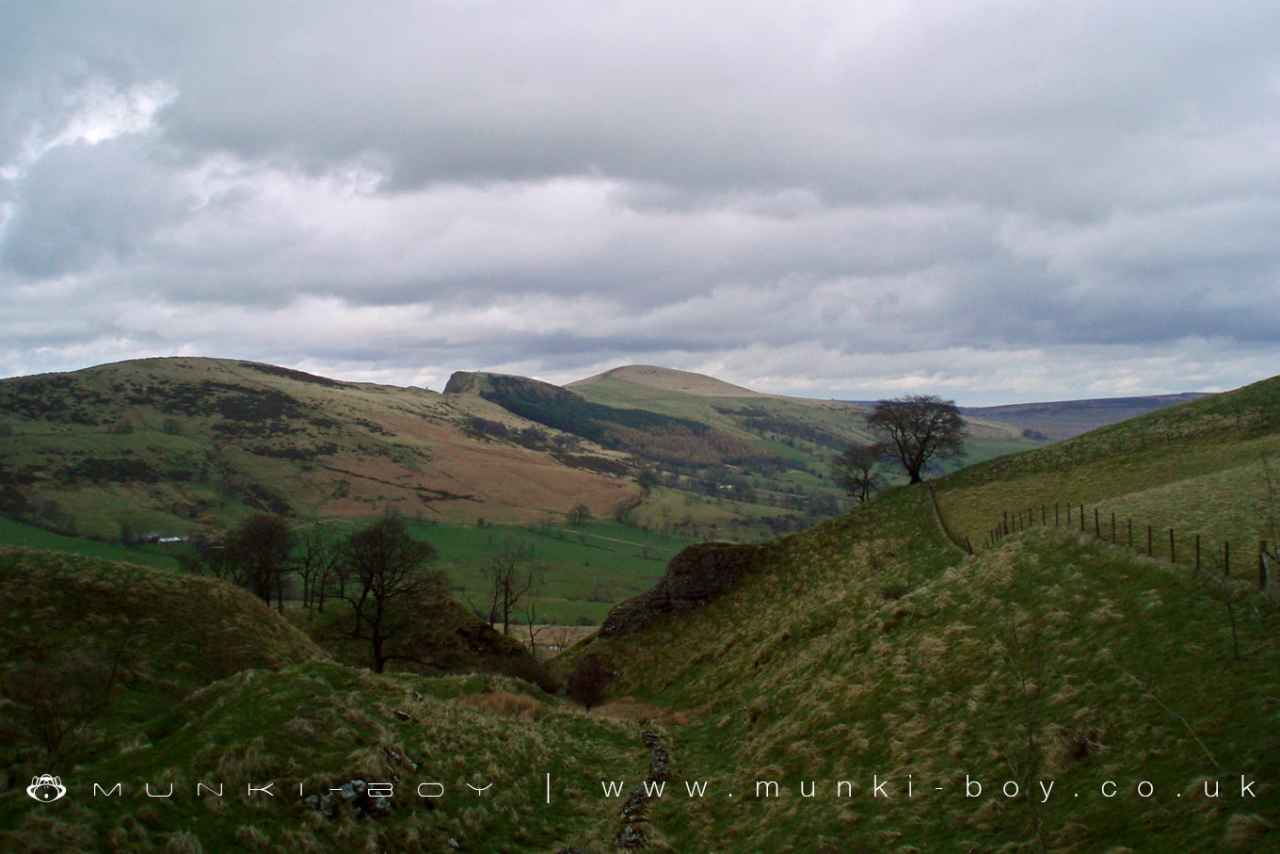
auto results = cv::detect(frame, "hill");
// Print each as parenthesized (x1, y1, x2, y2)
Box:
(0, 548, 634, 852)
(0, 548, 325, 782)
(569, 364, 766, 398)
(546, 373, 1280, 849)
(961, 392, 1208, 440)
(0, 358, 638, 540)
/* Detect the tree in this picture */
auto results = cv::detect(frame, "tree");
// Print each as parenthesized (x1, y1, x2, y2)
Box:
(567, 654, 611, 710)
(567, 503, 593, 526)
(831, 442, 887, 503)
(343, 513, 444, 673)
(294, 522, 341, 610)
(482, 539, 539, 637)
(865, 395, 968, 484)
(224, 514, 293, 609)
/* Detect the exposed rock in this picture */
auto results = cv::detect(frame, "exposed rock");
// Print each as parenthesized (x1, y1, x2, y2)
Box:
(303, 778, 393, 821)
(600, 542, 767, 637)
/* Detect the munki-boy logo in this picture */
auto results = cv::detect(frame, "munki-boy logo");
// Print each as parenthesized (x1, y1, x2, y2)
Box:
(26, 774, 67, 803)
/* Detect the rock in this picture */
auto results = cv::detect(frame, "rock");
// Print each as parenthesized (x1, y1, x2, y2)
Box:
(600, 542, 767, 637)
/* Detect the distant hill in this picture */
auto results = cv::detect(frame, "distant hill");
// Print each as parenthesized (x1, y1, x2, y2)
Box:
(0, 358, 637, 539)
(961, 392, 1208, 440)
(569, 364, 766, 398)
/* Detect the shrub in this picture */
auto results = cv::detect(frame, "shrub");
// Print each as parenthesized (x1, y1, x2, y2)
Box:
(566, 654, 611, 710)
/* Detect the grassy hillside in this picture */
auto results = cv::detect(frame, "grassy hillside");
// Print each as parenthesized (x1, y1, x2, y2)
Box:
(568, 364, 1043, 539)
(962, 392, 1209, 441)
(543, 375, 1280, 849)
(557, 485, 1280, 850)
(0, 548, 648, 852)
(0, 548, 325, 785)
(0, 661, 649, 853)
(0, 358, 638, 540)
(936, 375, 1280, 562)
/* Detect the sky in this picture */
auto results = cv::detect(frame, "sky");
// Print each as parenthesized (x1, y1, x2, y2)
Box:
(2, 1, 1279, 405)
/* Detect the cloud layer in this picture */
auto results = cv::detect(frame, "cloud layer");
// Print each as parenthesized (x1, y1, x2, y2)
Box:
(3, 0, 1279, 403)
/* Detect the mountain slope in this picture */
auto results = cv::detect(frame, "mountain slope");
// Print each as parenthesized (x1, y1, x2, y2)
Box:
(0, 358, 638, 539)
(548, 373, 1280, 849)
(569, 364, 766, 398)
(961, 392, 1209, 440)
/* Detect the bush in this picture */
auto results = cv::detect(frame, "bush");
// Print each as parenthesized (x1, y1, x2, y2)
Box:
(566, 654, 611, 710)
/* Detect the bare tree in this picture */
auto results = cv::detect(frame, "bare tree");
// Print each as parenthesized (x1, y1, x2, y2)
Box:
(483, 539, 540, 637)
(224, 514, 293, 609)
(294, 521, 341, 610)
(343, 513, 444, 673)
(830, 442, 888, 503)
(866, 395, 968, 484)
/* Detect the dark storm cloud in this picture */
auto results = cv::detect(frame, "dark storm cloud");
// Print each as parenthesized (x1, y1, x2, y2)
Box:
(2, 0, 1280, 402)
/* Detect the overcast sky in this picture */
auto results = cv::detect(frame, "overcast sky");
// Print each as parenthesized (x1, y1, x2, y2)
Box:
(2, 1, 1279, 404)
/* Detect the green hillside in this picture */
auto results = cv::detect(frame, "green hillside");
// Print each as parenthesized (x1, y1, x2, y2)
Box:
(936, 374, 1280, 563)
(543, 374, 1280, 849)
(0, 358, 639, 540)
(4, 372, 1278, 850)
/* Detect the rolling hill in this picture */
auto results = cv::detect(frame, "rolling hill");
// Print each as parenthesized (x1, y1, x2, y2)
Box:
(3, 371, 1277, 850)
(0, 358, 638, 541)
(549, 374, 1280, 850)
(961, 392, 1209, 440)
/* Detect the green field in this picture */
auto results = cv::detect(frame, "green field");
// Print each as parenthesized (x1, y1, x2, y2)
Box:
(0, 512, 690, 626)
(0, 516, 184, 570)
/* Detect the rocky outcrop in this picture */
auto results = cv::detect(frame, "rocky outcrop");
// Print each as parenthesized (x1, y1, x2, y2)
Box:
(600, 542, 767, 637)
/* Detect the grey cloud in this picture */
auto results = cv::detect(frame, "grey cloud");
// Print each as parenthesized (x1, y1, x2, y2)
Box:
(3, 1, 1280, 402)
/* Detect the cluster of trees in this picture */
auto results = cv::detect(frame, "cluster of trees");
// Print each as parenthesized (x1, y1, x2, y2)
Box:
(183, 512, 446, 673)
(831, 394, 968, 501)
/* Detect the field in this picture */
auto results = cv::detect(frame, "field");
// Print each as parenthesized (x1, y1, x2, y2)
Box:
(0, 512, 691, 626)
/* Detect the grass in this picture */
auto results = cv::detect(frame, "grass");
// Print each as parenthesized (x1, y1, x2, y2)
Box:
(557, 492, 1280, 850)
(0, 516, 183, 570)
(0, 661, 650, 852)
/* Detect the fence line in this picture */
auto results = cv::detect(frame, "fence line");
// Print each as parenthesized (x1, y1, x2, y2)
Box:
(981, 499, 1276, 591)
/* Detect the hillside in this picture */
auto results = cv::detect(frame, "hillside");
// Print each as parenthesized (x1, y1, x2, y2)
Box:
(0, 548, 640, 852)
(961, 392, 1209, 440)
(4, 372, 1279, 849)
(0, 548, 325, 782)
(545, 374, 1280, 849)
(0, 358, 638, 540)
(936, 374, 1280, 560)
(569, 364, 766, 398)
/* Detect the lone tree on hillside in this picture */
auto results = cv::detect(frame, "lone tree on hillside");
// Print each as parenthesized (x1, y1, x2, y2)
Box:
(866, 395, 967, 484)
(831, 442, 888, 503)
(343, 513, 445, 673)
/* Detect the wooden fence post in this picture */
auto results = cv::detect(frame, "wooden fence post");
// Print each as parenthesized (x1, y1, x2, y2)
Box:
(1147, 525, 1153, 556)
(1041, 504, 1046, 525)
(1094, 507, 1100, 537)
(1128, 518, 1133, 548)
(1003, 511, 1008, 536)
(1261, 541, 1268, 590)
(1224, 541, 1230, 577)
(1055, 503, 1060, 527)
(1111, 511, 1116, 543)
(1067, 504, 1071, 526)
(1080, 504, 1085, 532)
(1169, 529, 1175, 563)
(1195, 534, 1200, 573)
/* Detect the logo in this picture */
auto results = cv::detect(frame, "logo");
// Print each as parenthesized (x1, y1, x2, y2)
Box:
(26, 774, 67, 803)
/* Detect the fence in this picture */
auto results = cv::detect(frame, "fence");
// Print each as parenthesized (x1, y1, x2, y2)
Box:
(983, 501, 1276, 591)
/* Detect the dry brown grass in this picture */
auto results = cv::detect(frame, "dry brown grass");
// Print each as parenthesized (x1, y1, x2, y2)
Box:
(456, 690, 546, 721)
